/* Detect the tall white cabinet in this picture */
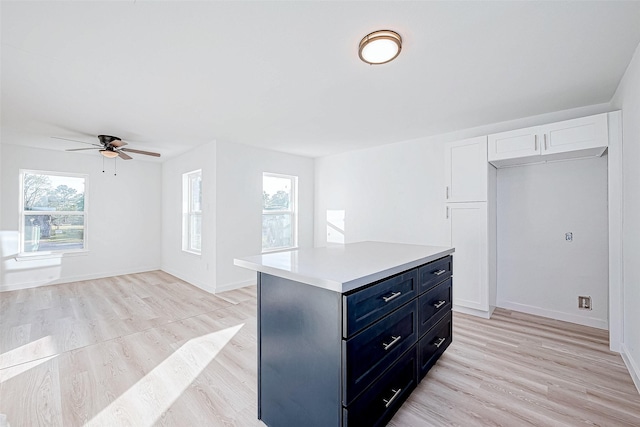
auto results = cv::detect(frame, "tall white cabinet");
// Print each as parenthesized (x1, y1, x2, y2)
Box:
(445, 136, 497, 318)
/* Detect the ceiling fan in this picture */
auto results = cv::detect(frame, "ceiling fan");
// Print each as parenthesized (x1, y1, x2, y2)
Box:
(52, 135, 161, 160)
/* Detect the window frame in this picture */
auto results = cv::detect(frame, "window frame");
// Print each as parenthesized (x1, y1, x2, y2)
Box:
(182, 169, 202, 255)
(262, 172, 298, 253)
(19, 169, 89, 256)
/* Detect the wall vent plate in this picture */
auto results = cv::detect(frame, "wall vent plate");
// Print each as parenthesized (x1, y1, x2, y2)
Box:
(578, 296, 592, 310)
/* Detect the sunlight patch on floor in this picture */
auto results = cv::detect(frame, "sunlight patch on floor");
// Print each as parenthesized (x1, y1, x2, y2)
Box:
(0, 335, 58, 372)
(86, 323, 244, 427)
(0, 354, 57, 383)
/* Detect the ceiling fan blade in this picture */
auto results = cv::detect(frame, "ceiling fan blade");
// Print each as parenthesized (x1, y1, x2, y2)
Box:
(110, 140, 128, 148)
(117, 151, 133, 160)
(52, 136, 100, 146)
(120, 148, 161, 157)
(66, 148, 98, 151)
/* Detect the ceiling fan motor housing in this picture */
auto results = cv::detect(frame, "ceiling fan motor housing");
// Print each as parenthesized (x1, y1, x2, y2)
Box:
(98, 135, 121, 146)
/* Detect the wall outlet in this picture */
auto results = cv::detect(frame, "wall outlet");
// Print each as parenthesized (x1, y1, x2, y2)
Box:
(578, 296, 592, 310)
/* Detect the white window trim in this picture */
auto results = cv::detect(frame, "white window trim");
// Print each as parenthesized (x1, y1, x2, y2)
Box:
(18, 169, 89, 257)
(262, 172, 298, 253)
(182, 169, 202, 255)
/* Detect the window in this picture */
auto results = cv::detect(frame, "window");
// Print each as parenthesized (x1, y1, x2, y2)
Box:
(182, 170, 202, 254)
(262, 173, 297, 252)
(20, 170, 87, 254)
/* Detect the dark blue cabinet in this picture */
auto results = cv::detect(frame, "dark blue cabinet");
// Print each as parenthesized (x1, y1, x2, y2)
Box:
(258, 255, 453, 426)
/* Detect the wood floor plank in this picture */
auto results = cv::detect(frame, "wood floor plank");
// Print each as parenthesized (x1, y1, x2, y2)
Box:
(0, 355, 63, 426)
(1, 271, 638, 426)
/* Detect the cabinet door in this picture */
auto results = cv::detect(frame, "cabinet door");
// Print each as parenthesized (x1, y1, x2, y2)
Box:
(542, 113, 608, 156)
(445, 136, 488, 202)
(446, 202, 488, 311)
(488, 126, 541, 163)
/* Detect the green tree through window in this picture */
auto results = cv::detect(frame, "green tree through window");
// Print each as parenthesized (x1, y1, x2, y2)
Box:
(262, 173, 297, 252)
(20, 170, 87, 253)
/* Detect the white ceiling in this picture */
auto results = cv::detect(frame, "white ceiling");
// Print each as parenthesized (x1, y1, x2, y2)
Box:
(2, 1, 640, 160)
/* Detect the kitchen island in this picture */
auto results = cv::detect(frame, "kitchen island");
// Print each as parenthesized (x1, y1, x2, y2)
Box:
(234, 241, 454, 427)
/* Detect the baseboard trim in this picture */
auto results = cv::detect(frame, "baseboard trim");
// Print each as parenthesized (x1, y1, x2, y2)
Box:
(621, 343, 640, 395)
(160, 267, 214, 293)
(215, 279, 255, 293)
(157, 269, 254, 294)
(453, 304, 493, 319)
(497, 300, 608, 330)
(0, 265, 161, 292)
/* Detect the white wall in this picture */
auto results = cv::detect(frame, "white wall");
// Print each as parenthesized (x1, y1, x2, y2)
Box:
(0, 138, 314, 294)
(315, 104, 610, 248)
(161, 142, 216, 292)
(215, 140, 315, 291)
(496, 157, 609, 329)
(315, 138, 450, 248)
(611, 41, 640, 391)
(0, 144, 162, 290)
(160, 140, 314, 293)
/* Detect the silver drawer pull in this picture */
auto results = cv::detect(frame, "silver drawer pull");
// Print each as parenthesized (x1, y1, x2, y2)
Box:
(433, 300, 446, 309)
(433, 269, 446, 276)
(382, 291, 402, 303)
(383, 388, 402, 408)
(382, 335, 401, 350)
(433, 337, 446, 348)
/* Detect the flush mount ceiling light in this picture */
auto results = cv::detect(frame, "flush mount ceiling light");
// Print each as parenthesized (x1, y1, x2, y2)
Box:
(100, 149, 119, 159)
(358, 30, 402, 65)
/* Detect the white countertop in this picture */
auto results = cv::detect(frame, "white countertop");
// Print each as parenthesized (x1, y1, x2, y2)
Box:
(234, 241, 454, 293)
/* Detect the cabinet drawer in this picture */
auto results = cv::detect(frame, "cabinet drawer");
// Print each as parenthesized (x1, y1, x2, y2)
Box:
(343, 269, 418, 338)
(418, 256, 452, 294)
(418, 278, 452, 337)
(343, 300, 418, 404)
(418, 311, 452, 380)
(343, 346, 418, 427)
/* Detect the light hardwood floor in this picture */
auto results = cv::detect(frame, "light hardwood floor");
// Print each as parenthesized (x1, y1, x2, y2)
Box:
(1, 271, 639, 426)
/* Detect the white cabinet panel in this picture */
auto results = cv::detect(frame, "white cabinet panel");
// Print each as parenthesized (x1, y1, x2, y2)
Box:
(445, 136, 488, 202)
(488, 128, 539, 162)
(447, 202, 488, 312)
(544, 114, 608, 155)
(488, 113, 608, 167)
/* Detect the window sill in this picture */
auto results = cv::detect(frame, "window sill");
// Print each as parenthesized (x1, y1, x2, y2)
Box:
(15, 250, 89, 262)
(262, 246, 298, 255)
(182, 249, 202, 257)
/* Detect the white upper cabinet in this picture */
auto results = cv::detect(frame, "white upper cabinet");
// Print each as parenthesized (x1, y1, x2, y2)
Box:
(445, 136, 488, 202)
(487, 128, 540, 163)
(488, 113, 609, 167)
(544, 114, 608, 155)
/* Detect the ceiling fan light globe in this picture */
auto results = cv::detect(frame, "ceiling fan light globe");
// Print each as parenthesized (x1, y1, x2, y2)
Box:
(100, 149, 119, 159)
